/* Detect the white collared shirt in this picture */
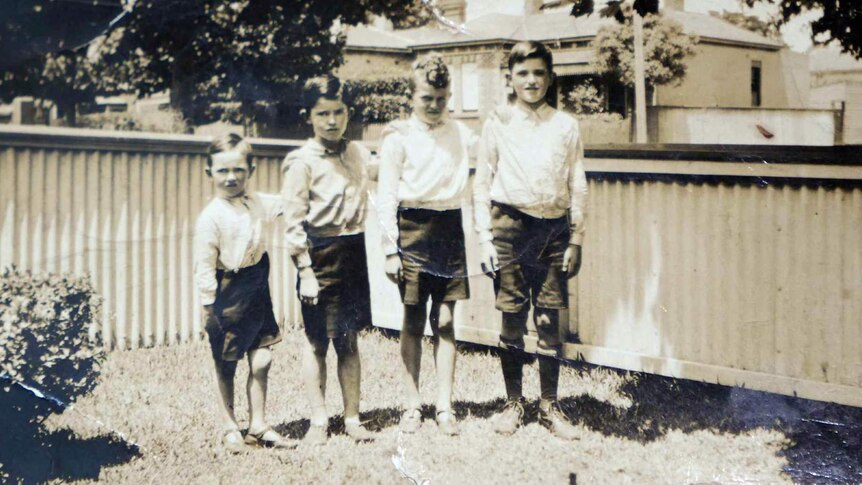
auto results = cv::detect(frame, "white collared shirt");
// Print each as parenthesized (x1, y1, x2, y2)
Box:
(474, 103, 588, 245)
(281, 139, 374, 268)
(377, 115, 477, 255)
(194, 192, 283, 305)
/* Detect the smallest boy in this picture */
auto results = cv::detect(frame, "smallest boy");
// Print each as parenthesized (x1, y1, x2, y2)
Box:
(194, 133, 293, 453)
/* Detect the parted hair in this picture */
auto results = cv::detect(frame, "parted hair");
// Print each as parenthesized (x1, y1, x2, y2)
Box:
(507, 40, 554, 72)
(301, 75, 345, 111)
(408, 53, 451, 92)
(206, 133, 253, 168)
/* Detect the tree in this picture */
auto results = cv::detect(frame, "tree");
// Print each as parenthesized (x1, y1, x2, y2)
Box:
(713, 11, 780, 40)
(741, 0, 861, 59)
(0, 0, 122, 125)
(97, 0, 418, 130)
(590, 10, 698, 89)
(388, 0, 434, 29)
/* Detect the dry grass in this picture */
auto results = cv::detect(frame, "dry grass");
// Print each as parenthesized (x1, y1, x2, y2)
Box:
(27, 328, 818, 484)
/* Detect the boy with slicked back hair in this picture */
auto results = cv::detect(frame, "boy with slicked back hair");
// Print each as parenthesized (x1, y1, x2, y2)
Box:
(377, 53, 477, 436)
(474, 41, 588, 440)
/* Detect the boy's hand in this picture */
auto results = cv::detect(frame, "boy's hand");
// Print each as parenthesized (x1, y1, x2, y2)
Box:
(562, 244, 582, 279)
(202, 304, 222, 333)
(298, 267, 320, 306)
(479, 241, 499, 278)
(384, 254, 403, 284)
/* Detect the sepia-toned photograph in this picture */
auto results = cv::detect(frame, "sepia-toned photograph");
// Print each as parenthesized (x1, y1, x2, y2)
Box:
(1, 0, 860, 483)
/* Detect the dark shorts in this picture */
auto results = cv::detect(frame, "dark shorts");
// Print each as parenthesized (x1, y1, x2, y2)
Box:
(205, 253, 282, 363)
(397, 208, 470, 306)
(492, 202, 570, 314)
(299, 233, 372, 341)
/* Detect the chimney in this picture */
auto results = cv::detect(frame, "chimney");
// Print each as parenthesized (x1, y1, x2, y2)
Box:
(663, 0, 685, 11)
(437, 0, 466, 24)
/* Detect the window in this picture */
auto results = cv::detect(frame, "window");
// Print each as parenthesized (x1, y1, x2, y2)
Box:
(461, 62, 479, 112)
(751, 61, 762, 107)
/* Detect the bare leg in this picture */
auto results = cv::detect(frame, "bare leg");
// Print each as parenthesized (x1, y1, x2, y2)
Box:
(429, 301, 457, 413)
(246, 347, 273, 434)
(400, 303, 427, 411)
(333, 332, 361, 421)
(214, 359, 239, 431)
(302, 336, 330, 427)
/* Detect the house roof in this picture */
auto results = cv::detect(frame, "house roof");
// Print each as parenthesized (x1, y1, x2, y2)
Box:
(809, 46, 862, 72)
(345, 8, 784, 52)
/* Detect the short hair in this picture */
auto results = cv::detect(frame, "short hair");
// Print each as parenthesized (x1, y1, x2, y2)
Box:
(408, 53, 451, 92)
(507, 41, 554, 72)
(206, 133, 253, 168)
(301, 75, 344, 111)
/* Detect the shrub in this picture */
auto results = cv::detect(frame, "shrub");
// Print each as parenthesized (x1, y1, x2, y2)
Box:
(344, 77, 411, 123)
(0, 266, 104, 420)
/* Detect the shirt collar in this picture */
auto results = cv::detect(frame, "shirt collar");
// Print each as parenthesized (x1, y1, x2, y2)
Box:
(511, 102, 555, 123)
(306, 138, 348, 156)
(220, 192, 252, 209)
(409, 114, 447, 132)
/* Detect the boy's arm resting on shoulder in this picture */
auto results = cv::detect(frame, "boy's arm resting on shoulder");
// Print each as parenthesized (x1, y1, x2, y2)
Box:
(568, 129, 588, 246)
(193, 213, 220, 306)
(377, 133, 405, 257)
(256, 192, 285, 221)
(281, 158, 313, 270)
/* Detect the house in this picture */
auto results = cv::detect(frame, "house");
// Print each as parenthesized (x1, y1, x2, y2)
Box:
(342, 0, 822, 143)
(808, 46, 862, 144)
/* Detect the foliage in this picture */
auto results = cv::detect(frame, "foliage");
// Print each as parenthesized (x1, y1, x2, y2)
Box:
(0, 267, 104, 420)
(713, 11, 780, 40)
(78, 108, 189, 133)
(387, 0, 435, 29)
(573, 0, 861, 59)
(741, 0, 862, 59)
(344, 77, 411, 123)
(565, 84, 606, 115)
(0, 50, 100, 125)
(97, 0, 418, 127)
(590, 8, 698, 88)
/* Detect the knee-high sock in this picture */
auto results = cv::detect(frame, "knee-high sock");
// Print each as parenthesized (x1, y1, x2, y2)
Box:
(538, 355, 560, 403)
(500, 351, 524, 401)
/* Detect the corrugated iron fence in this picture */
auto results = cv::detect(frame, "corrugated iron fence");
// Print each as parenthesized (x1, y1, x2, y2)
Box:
(1, 126, 861, 407)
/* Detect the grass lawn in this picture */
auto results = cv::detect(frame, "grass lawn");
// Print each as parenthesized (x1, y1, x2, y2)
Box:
(13, 328, 862, 484)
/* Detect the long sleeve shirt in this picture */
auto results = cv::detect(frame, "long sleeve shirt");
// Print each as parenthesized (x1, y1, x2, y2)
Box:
(376, 115, 477, 256)
(281, 139, 374, 268)
(474, 103, 588, 245)
(193, 192, 283, 305)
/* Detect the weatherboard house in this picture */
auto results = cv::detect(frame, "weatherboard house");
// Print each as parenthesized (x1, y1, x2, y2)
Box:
(341, 0, 810, 142)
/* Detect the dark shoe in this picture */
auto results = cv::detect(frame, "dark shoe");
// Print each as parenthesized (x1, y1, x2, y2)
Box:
(222, 429, 248, 454)
(304, 423, 328, 445)
(344, 421, 376, 442)
(435, 410, 460, 436)
(493, 398, 525, 435)
(244, 427, 297, 449)
(539, 402, 580, 441)
(399, 408, 422, 434)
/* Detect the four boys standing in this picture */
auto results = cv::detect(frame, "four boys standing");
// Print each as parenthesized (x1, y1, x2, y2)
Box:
(194, 41, 587, 452)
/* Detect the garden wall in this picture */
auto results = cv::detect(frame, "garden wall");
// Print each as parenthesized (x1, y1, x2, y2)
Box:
(1, 125, 860, 407)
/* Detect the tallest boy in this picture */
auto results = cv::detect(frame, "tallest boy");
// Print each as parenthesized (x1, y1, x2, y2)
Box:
(474, 41, 588, 440)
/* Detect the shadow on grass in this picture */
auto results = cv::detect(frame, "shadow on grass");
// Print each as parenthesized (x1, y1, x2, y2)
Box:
(556, 364, 862, 485)
(1, 384, 141, 484)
